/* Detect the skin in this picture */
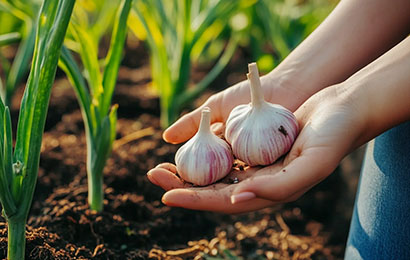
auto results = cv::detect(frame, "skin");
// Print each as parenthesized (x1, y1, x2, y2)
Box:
(147, 0, 410, 214)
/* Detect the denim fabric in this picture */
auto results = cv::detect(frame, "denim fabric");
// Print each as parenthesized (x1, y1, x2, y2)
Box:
(345, 121, 410, 260)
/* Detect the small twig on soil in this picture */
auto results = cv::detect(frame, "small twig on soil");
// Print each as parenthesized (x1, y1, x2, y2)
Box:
(113, 127, 155, 150)
(276, 213, 291, 234)
(92, 244, 105, 257)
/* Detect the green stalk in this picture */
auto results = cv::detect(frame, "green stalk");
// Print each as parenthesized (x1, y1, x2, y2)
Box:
(86, 105, 117, 211)
(7, 219, 26, 260)
(60, 0, 131, 211)
(59, 47, 93, 134)
(100, 0, 133, 117)
(87, 0, 130, 211)
(87, 159, 104, 211)
(0, 1, 75, 259)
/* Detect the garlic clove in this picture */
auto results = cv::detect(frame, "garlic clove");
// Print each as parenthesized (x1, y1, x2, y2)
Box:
(175, 107, 234, 186)
(225, 62, 298, 166)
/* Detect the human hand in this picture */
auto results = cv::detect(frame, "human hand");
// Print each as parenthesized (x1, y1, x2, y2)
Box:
(163, 71, 307, 144)
(148, 84, 366, 214)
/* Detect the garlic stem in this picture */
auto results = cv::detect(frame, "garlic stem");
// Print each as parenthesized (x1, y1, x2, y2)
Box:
(247, 62, 265, 108)
(198, 107, 211, 134)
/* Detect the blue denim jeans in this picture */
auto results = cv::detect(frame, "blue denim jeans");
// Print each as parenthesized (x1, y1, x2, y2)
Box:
(345, 121, 410, 259)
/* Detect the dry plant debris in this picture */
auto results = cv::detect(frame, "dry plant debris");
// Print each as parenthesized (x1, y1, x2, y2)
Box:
(148, 210, 338, 260)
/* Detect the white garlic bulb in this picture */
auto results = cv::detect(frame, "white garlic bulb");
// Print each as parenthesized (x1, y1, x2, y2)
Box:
(175, 107, 234, 186)
(225, 63, 298, 166)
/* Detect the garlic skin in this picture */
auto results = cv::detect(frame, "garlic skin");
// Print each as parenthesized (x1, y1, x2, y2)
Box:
(175, 107, 233, 186)
(225, 63, 298, 166)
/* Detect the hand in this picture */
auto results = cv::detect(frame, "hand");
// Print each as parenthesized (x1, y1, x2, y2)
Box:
(163, 71, 307, 144)
(148, 84, 366, 214)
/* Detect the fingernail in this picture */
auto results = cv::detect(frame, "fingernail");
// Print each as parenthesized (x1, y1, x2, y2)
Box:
(162, 129, 168, 139)
(230, 192, 256, 204)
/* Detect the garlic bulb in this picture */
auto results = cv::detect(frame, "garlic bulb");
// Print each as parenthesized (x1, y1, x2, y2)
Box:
(225, 63, 298, 166)
(175, 107, 233, 186)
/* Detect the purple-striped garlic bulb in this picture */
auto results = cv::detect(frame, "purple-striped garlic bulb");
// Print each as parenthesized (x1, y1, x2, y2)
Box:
(225, 63, 298, 166)
(175, 107, 234, 186)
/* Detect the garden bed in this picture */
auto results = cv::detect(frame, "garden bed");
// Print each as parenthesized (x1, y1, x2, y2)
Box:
(0, 45, 362, 259)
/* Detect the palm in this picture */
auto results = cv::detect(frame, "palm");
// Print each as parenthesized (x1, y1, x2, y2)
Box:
(148, 160, 284, 213)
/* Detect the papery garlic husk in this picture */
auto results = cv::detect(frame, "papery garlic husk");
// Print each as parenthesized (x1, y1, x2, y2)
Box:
(225, 63, 298, 166)
(175, 107, 234, 186)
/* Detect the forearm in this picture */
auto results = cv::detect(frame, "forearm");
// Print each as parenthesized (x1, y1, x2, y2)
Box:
(345, 36, 410, 145)
(271, 0, 410, 106)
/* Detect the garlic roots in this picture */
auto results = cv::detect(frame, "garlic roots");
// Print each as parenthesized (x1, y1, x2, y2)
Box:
(225, 63, 298, 166)
(175, 107, 234, 186)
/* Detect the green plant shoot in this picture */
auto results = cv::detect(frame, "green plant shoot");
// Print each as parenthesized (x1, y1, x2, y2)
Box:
(59, 0, 133, 212)
(131, 0, 252, 128)
(0, 0, 41, 105)
(0, 0, 74, 259)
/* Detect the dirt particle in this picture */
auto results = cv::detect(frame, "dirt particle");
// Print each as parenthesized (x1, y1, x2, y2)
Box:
(229, 177, 239, 184)
(278, 126, 288, 136)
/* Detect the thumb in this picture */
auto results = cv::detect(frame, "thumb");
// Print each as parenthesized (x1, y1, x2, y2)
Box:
(163, 99, 222, 144)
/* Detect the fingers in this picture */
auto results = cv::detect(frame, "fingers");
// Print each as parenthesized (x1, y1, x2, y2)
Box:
(162, 187, 274, 214)
(162, 74, 296, 144)
(210, 122, 225, 137)
(147, 163, 192, 190)
(162, 97, 222, 144)
(232, 148, 337, 203)
(155, 163, 177, 173)
(147, 163, 274, 213)
(162, 110, 201, 144)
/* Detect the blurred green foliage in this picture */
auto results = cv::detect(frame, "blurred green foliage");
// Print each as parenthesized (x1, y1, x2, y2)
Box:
(0, 0, 41, 105)
(64, 0, 119, 54)
(250, 0, 337, 72)
(129, 0, 336, 127)
(130, 0, 255, 127)
(0, 0, 337, 129)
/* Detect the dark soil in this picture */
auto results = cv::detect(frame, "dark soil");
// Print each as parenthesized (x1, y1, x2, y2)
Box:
(0, 45, 363, 259)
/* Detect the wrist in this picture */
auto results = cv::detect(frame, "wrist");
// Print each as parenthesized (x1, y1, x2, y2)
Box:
(341, 37, 410, 145)
(333, 82, 370, 148)
(262, 69, 310, 112)
(340, 78, 410, 148)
